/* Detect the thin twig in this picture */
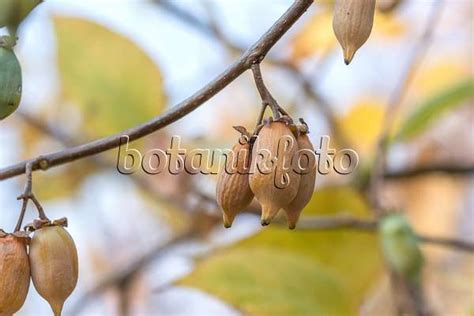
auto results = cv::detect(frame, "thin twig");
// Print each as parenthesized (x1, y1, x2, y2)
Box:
(251, 63, 281, 120)
(296, 214, 474, 253)
(154, 0, 349, 148)
(384, 164, 474, 179)
(0, 0, 314, 181)
(14, 160, 48, 231)
(296, 214, 377, 231)
(16, 111, 186, 209)
(368, 1, 445, 212)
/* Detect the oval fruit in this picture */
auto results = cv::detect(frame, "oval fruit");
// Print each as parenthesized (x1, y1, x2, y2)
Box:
(30, 225, 78, 316)
(249, 121, 300, 225)
(284, 132, 316, 229)
(216, 139, 254, 228)
(0, 44, 22, 120)
(379, 214, 424, 283)
(333, 0, 376, 65)
(0, 232, 30, 315)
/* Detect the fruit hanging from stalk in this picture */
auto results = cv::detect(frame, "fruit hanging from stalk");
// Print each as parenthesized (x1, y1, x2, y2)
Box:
(29, 219, 79, 316)
(332, 0, 376, 65)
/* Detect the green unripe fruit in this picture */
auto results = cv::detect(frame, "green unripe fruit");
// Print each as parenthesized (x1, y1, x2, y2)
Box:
(0, 45, 22, 120)
(379, 214, 424, 283)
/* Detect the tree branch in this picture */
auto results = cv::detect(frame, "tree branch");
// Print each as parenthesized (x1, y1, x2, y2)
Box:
(384, 164, 474, 179)
(297, 214, 474, 253)
(0, 0, 314, 181)
(154, 0, 349, 148)
(251, 63, 283, 120)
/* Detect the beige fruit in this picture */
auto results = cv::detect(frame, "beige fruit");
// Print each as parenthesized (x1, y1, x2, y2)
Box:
(250, 121, 300, 225)
(216, 139, 254, 228)
(29, 225, 78, 316)
(333, 0, 376, 65)
(284, 131, 316, 229)
(0, 231, 30, 316)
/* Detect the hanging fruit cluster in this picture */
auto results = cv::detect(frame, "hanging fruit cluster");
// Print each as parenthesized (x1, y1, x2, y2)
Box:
(216, 100, 316, 229)
(0, 218, 78, 316)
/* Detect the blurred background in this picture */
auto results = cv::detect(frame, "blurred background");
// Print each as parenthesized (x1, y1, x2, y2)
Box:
(0, 0, 473, 315)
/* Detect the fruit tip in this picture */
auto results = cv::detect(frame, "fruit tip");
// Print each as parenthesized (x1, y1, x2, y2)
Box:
(343, 48, 356, 65)
(260, 219, 270, 226)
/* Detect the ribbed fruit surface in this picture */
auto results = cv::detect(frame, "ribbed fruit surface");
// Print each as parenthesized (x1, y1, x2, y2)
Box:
(30, 226, 78, 316)
(0, 235, 30, 315)
(249, 121, 300, 225)
(333, 0, 376, 64)
(284, 133, 316, 229)
(216, 141, 254, 228)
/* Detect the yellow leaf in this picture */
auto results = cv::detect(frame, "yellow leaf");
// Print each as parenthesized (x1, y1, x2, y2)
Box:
(338, 100, 385, 157)
(54, 17, 167, 138)
(290, 10, 336, 62)
(180, 187, 384, 315)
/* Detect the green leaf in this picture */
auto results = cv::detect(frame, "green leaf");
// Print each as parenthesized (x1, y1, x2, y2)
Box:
(396, 78, 474, 141)
(54, 16, 166, 137)
(180, 187, 384, 316)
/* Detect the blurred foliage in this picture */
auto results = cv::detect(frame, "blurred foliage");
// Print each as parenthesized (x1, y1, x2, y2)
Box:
(290, 10, 335, 61)
(180, 187, 384, 315)
(21, 16, 168, 200)
(54, 16, 166, 138)
(396, 78, 474, 141)
(338, 100, 384, 157)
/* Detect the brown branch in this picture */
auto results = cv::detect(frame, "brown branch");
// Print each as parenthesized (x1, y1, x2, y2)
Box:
(14, 160, 49, 231)
(384, 164, 474, 179)
(16, 111, 186, 210)
(296, 214, 474, 253)
(418, 235, 474, 252)
(154, 0, 349, 148)
(0, 0, 314, 181)
(296, 214, 377, 231)
(251, 63, 282, 120)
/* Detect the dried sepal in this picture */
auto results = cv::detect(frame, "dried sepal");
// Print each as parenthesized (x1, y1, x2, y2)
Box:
(25, 217, 68, 232)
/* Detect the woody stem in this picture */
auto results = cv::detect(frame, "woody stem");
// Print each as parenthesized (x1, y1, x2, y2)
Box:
(14, 161, 49, 231)
(251, 63, 282, 120)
